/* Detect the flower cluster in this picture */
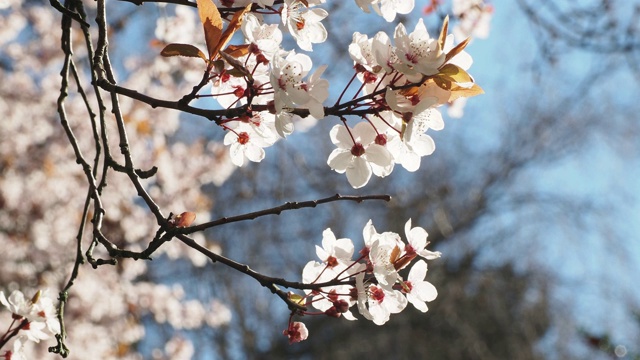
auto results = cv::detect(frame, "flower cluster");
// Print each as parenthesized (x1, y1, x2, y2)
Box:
(209, 11, 329, 166)
(162, 1, 483, 189)
(0, 290, 60, 359)
(328, 16, 481, 188)
(284, 219, 440, 343)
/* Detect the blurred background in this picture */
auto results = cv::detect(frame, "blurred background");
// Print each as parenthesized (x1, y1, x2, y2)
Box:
(1, 0, 639, 359)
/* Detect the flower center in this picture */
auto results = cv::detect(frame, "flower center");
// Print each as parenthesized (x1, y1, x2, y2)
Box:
(370, 286, 385, 303)
(296, 19, 306, 31)
(375, 134, 387, 146)
(326, 255, 339, 268)
(351, 143, 365, 157)
(237, 132, 250, 145)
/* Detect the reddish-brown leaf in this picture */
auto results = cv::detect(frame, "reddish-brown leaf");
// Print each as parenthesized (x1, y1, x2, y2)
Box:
(196, 0, 223, 60)
(160, 43, 208, 63)
(211, 4, 252, 61)
(224, 44, 251, 58)
(438, 15, 449, 53)
(444, 36, 471, 64)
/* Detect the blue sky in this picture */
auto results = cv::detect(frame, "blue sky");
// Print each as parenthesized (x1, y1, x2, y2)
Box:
(451, 1, 640, 356)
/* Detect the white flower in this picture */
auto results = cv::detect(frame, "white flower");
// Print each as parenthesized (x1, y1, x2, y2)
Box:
(241, 13, 282, 59)
(369, 231, 403, 289)
(223, 122, 272, 166)
(274, 111, 295, 138)
(371, 31, 399, 75)
(349, 32, 380, 72)
(355, 273, 407, 325)
(23, 320, 49, 343)
(271, 50, 312, 112)
(299, 65, 329, 119)
(372, 0, 414, 22)
(8, 336, 28, 360)
(362, 219, 379, 249)
(394, 19, 445, 76)
(0, 290, 32, 318)
(30, 289, 61, 334)
(327, 122, 393, 189)
(282, 0, 328, 51)
(270, 51, 328, 119)
(402, 260, 438, 312)
(316, 228, 355, 272)
(404, 218, 441, 260)
(395, 108, 443, 168)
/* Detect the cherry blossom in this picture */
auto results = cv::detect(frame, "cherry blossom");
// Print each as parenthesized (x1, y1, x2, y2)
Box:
(394, 18, 445, 77)
(22, 321, 49, 343)
(369, 232, 403, 289)
(0, 290, 32, 318)
(6, 336, 27, 360)
(270, 50, 329, 119)
(283, 321, 309, 344)
(223, 122, 273, 166)
(402, 260, 438, 312)
(356, 273, 407, 325)
(316, 228, 356, 273)
(404, 218, 441, 260)
(327, 123, 393, 189)
(241, 13, 283, 59)
(281, 0, 329, 51)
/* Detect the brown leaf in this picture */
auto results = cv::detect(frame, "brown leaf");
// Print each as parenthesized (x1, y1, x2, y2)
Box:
(223, 44, 251, 58)
(438, 15, 449, 53)
(211, 4, 252, 61)
(444, 36, 471, 64)
(196, 0, 223, 60)
(389, 245, 401, 264)
(160, 43, 208, 63)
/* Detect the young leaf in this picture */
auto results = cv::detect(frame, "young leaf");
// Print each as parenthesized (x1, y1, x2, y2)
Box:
(438, 15, 449, 53)
(444, 36, 471, 63)
(160, 43, 208, 63)
(224, 44, 251, 58)
(288, 293, 306, 307)
(196, 0, 223, 60)
(438, 64, 474, 84)
(211, 4, 252, 61)
(449, 84, 485, 102)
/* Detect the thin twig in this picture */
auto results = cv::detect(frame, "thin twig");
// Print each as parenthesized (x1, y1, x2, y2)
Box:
(184, 194, 391, 234)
